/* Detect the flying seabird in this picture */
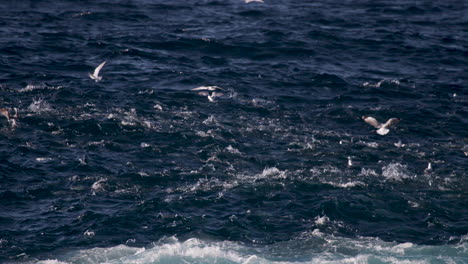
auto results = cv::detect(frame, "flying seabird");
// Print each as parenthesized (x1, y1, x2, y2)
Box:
(89, 61, 107, 82)
(191, 86, 224, 102)
(362, 116, 400, 135)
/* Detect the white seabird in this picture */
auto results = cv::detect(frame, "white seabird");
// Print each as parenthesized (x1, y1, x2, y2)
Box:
(362, 116, 400, 135)
(424, 162, 432, 175)
(191, 86, 224, 102)
(89, 61, 107, 82)
(394, 140, 406, 148)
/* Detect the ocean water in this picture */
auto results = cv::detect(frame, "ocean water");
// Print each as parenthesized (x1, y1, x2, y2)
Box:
(0, 0, 467, 263)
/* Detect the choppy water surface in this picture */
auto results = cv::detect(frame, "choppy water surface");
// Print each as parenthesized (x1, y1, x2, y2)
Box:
(0, 0, 467, 263)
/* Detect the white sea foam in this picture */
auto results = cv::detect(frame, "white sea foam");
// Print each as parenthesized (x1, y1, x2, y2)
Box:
(314, 215, 330, 226)
(72, 11, 92, 17)
(106, 108, 155, 129)
(362, 79, 400, 88)
(196, 130, 215, 138)
(359, 168, 379, 177)
(257, 167, 288, 179)
(91, 178, 106, 193)
(226, 145, 241, 155)
(28, 98, 53, 113)
(35, 236, 467, 264)
(357, 140, 379, 148)
(203, 115, 218, 125)
(172, 167, 289, 196)
(19, 83, 62, 93)
(309, 166, 341, 177)
(287, 141, 315, 152)
(36, 260, 69, 264)
(382, 163, 415, 181)
(323, 181, 366, 188)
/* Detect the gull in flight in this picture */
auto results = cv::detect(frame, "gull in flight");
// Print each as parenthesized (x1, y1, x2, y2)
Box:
(394, 140, 406, 148)
(89, 61, 107, 82)
(0, 107, 18, 127)
(191, 86, 224, 102)
(362, 116, 400, 135)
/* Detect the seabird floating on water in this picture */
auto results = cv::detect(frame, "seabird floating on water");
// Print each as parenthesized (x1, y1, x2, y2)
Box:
(191, 86, 224, 102)
(0, 107, 18, 127)
(394, 140, 406, 148)
(89, 61, 107, 82)
(362, 116, 400, 135)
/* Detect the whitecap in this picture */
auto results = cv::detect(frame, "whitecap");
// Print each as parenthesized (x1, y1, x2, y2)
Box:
(37, 260, 69, 264)
(203, 115, 218, 125)
(91, 178, 106, 193)
(19, 83, 62, 93)
(196, 130, 215, 138)
(257, 167, 288, 179)
(362, 79, 400, 88)
(309, 165, 341, 177)
(72, 11, 92, 17)
(357, 140, 379, 148)
(37, 236, 466, 264)
(314, 215, 330, 226)
(36, 157, 53, 162)
(359, 168, 379, 177)
(321, 180, 366, 188)
(226, 145, 241, 155)
(382, 163, 415, 181)
(28, 98, 53, 113)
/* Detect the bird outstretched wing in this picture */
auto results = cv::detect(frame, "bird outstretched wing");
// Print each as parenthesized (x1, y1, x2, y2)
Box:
(362, 116, 381, 128)
(93, 61, 107, 76)
(383, 118, 400, 128)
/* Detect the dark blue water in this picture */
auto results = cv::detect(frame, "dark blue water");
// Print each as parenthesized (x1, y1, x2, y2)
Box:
(0, 0, 467, 263)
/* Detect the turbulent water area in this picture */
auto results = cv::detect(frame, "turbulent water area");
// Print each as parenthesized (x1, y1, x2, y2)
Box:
(0, 0, 467, 263)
